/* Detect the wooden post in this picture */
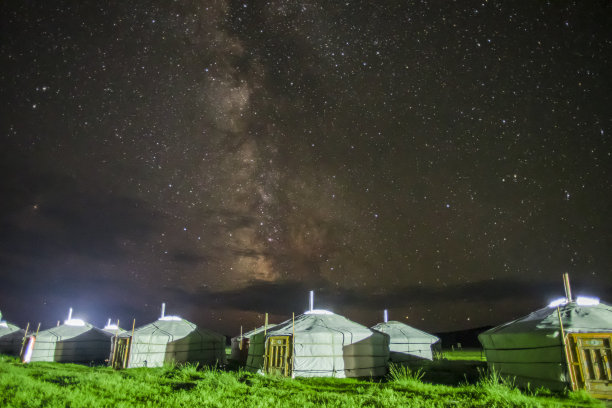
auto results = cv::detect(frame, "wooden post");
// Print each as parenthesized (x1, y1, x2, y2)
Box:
(557, 306, 576, 390)
(239, 325, 243, 350)
(123, 318, 135, 368)
(111, 319, 120, 368)
(292, 312, 295, 379)
(263, 313, 269, 373)
(264, 313, 268, 336)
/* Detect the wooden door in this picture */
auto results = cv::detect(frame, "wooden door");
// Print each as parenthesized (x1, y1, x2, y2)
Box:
(566, 333, 612, 399)
(111, 337, 131, 369)
(264, 336, 292, 376)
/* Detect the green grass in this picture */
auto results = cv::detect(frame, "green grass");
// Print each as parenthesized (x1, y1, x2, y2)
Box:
(440, 348, 486, 361)
(0, 355, 604, 408)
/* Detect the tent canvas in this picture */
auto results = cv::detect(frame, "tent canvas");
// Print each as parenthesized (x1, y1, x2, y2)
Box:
(28, 322, 113, 364)
(115, 317, 226, 368)
(0, 320, 25, 356)
(478, 300, 612, 393)
(230, 324, 277, 365)
(246, 310, 389, 378)
(372, 321, 440, 362)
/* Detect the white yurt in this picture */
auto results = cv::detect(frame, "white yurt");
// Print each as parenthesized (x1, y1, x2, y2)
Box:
(479, 295, 612, 398)
(372, 310, 440, 362)
(0, 310, 25, 356)
(230, 323, 277, 365)
(25, 309, 113, 364)
(246, 309, 390, 378)
(112, 305, 226, 368)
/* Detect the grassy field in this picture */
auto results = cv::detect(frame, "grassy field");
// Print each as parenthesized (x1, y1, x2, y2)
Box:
(0, 354, 604, 407)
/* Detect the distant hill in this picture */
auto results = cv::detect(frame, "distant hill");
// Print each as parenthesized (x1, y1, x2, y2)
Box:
(435, 326, 493, 349)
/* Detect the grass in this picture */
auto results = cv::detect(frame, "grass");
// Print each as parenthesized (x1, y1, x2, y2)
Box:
(440, 348, 486, 361)
(0, 354, 605, 408)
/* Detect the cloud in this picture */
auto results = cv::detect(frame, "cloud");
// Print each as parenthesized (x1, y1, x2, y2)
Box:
(0, 165, 160, 265)
(161, 277, 612, 316)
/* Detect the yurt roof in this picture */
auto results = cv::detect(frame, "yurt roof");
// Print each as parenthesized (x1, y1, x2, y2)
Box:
(482, 300, 612, 336)
(0, 321, 22, 336)
(372, 321, 440, 343)
(264, 310, 375, 336)
(232, 323, 278, 340)
(120, 317, 224, 342)
(36, 320, 111, 341)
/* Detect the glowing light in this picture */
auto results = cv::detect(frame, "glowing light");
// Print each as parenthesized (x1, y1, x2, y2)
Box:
(305, 309, 334, 315)
(548, 298, 568, 308)
(0, 321, 8, 328)
(104, 324, 119, 330)
(159, 315, 182, 321)
(64, 318, 86, 326)
(23, 337, 35, 363)
(576, 296, 599, 306)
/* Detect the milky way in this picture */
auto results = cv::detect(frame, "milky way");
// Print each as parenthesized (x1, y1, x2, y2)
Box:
(1, 1, 611, 335)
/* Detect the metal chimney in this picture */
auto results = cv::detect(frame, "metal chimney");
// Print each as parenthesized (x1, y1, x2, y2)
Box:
(384, 309, 388, 323)
(161, 303, 166, 319)
(67, 308, 73, 321)
(309, 291, 314, 312)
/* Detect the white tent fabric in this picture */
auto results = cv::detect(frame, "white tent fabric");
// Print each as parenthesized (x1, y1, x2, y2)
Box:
(119, 317, 226, 368)
(372, 321, 440, 362)
(0, 320, 25, 356)
(29, 322, 113, 364)
(230, 324, 277, 364)
(478, 301, 612, 390)
(246, 310, 389, 378)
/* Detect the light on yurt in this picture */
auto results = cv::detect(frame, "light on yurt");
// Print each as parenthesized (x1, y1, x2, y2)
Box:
(64, 308, 86, 326)
(104, 318, 120, 331)
(159, 303, 181, 320)
(576, 296, 599, 306)
(160, 316, 182, 321)
(548, 298, 568, 308)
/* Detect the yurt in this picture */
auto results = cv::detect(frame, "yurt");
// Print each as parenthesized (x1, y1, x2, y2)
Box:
(372, 310, 440, 362)
(111, 306, 226, 369)
(24, 310, 113, 364)
(0, 310, 25, 356)
(479, 295, 612, 398)
(246, 309, 390, 378)
(230, 323, 277, 365)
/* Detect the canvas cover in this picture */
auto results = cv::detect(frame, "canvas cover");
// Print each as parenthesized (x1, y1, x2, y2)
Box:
(0, 321, 25, 356)
(230, 324, 277, 364)
(478, 301, 612, 390)
(119, 317, 226, 368)
(246, 311, 390, 378)
(29, 322, 113, 364)
(372, 321, 440, 362)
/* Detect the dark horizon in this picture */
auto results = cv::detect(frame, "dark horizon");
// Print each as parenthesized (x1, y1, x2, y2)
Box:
(1, 1, 611, 338)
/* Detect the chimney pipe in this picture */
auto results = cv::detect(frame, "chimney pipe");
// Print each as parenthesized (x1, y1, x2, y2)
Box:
(107, 318, 111, 327)
(384, 309, 388, 323)
(309, 291, 314, 312)
(563, 273, 572, 302)
(67, 308, 73, 321)
(161, 303, 166, 319)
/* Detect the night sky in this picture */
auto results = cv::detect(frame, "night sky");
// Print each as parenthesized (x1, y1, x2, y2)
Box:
(1, 1, 611, 336)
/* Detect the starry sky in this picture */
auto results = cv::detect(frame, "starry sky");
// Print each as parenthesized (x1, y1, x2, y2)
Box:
(1, 1, 611, 336)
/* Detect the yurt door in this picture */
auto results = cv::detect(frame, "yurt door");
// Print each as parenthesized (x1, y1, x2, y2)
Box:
(264, 336, 292, 376)
(566, 333, 612, 399)
(111, 337, 131, 369)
